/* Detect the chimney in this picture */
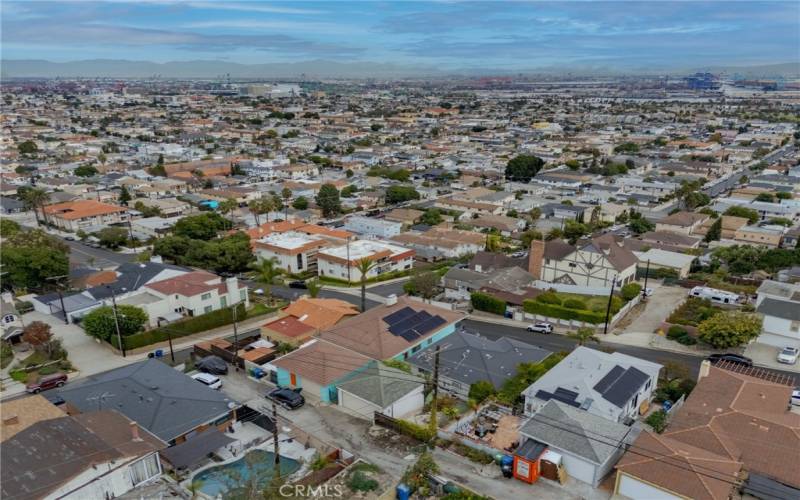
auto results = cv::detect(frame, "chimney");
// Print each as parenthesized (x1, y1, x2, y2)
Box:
(698, 360, 712, 381)
(528, 239, 545, 280)
(130, 421, 142, 442)
(2, 414, 19, 426)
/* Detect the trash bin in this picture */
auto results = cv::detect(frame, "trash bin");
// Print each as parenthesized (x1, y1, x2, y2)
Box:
(396, 483, 411, 500)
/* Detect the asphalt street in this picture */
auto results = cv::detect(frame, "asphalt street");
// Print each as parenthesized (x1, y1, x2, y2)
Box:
(703, 144, 795, 197)
(63, 238, 137, 268)
(460, 319, 799, 381)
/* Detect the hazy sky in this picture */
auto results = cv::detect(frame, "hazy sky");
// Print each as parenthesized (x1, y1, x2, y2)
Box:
(2, 1, 798, 70)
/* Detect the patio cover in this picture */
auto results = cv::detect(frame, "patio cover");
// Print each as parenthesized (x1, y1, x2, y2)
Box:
(160, 428, 236, 470)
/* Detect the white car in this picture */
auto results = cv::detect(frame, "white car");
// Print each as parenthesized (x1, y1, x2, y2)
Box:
(792, 388, 800, 407)
(643, 287, 654, 297)
(253, 288, 265, 296)
(527, 323, 554, 334)
(192, 372, 222, 390)
(777, 347, 799, 365)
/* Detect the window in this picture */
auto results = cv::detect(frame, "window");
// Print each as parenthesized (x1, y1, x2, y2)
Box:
(239, 290, 246, 301)
(568, 263, 576, 268)
(204, 305, 213, 314)
(645, 379, 651, 390)
(2, 314, 14, 324)
(220, 296, 227, 308)
(297, 253, 304, 270)
(129, 453, 160, 486)
(201, 292, 211, 300)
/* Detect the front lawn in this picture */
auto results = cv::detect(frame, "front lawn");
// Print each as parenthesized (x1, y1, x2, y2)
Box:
(667, 297, 721, 327)
(523, 291, 625, 324)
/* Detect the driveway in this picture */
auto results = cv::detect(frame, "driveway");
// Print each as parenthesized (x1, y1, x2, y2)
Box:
(619, 283, 687, 335)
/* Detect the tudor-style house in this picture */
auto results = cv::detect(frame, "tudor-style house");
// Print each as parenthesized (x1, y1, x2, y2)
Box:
(528, 234, 638, 288)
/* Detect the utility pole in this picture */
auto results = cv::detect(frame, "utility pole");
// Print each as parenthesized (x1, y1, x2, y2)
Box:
(231, 304, 240, 371)
(642, 259, 651, 302)
(603, 275, 617, 336)
(346, 236, 351, 283)
(272, 398, 281, 481)
(107, 285, 126, 357)
(46, 275, 70, 325)
(429, 345, 441, 436)
(126, 218, 137, 252)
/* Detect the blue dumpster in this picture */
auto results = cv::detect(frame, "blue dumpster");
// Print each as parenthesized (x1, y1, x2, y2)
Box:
(396, 483, 411, 500)
(154, 349, 163, 358)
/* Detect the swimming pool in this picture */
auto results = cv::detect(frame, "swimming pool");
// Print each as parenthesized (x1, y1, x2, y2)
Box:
(191, 449, 300, 498)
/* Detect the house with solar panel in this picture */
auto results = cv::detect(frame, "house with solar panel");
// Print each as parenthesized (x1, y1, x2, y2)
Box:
(521, 347, 662, 424)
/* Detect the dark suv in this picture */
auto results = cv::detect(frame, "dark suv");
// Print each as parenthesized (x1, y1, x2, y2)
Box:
(288, 280, 308, 289)
(266, 388, 305, 410)
(706, 353, 753, 367)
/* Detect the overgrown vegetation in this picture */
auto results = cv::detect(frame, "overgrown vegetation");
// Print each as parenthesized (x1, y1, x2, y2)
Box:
(470, 292, 506, 315)
(497, 352, 566, 405)
(645, 410, 668, 433)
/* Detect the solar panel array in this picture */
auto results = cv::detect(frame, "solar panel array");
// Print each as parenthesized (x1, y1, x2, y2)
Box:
(534, 387, 582, 408)
(593, 365, 649, 408)
(384, 307, 447, 342)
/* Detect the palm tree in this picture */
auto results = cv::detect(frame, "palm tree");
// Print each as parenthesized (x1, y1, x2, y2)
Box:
(248, 199, 263, 226)
(250, 258, 282, 301)
(219, 198, 239, 229)
(568, 327, 601, 346)
(21, 187, 50, 226)
(355, 257, 376, 312)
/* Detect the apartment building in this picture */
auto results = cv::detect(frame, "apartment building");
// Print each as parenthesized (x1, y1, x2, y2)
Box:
(253, 232, 329, 274)
(317, 239, 414, 282)
(43, 199, 129, 231)
(344, 215, 402, 239)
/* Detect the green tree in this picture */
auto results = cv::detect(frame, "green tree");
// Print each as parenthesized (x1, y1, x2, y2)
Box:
(629, 216, 655, 235)
(420, 208, 443, 226)
(697, 311, 762, 349)
(1, 229, 69, 291)
(316, 183, 341, 218)
(355, 257, 376, 312)
(118, 185, 131, 206)
(520, 229, 543, 248)
(133, 201, 162, 218)
(724, 206, 759, 224)
(705, 217, 722, 242)
(74, 165, 99, 177)
(529, 207, 542, 221)
(620, 282, 642, 301)
(755, 192, 775, 203)
(405, 270, 439, 299)
(468, 380, 496, 404)
(0, 219, 21, 237)
(505, 154, 544, 182)
(173, 212, 227, 240)
(250, 258, 282, 300)
(96, 227, 129, 249)
(248, 197, 273, 226)
(17, 140, 38, 155)
(563, 220, 589, 244)
(568, 327, 600, 346)
(22, 321, 55, 357)
(219, 198, 239, 229)
(292, 196, 308, 210)
(345, 169, 354, 178)
(385, 185, 420, 204)
(83, 305, 148, 342)
(306, 278, 322, 298)
(18, 187, 50, 225)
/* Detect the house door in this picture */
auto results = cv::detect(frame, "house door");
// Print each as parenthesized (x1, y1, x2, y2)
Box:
(540, 459, 559, 481)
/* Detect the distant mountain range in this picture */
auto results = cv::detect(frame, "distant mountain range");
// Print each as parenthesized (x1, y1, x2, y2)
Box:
(2, 59, 798, 80)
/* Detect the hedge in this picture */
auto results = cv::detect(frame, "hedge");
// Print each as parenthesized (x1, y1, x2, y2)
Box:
(562, 298, 586, 310)
(536, 291, 562, 305)
(620, 282, 642, 301)
(113, 303, 277, 350)
(471, 292, 506, 315)
(523, 300, 606, 324)
(394, 419, 436, 442)
(319, 268, 411, 286)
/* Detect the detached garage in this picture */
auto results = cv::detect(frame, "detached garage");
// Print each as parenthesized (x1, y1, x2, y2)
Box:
(518, 400, 635, 487)
(337, 362, 424, 420)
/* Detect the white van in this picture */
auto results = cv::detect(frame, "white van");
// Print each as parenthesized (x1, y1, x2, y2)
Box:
(191, 372, 222, 390)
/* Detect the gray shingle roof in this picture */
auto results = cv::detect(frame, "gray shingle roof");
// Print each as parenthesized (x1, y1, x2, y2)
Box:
(520, 400, 631, 464)
(56, 359, 238, 442)
(757, 297, 800, 321)
(408, 330, 551, 389)
(335, 361, 423, 408)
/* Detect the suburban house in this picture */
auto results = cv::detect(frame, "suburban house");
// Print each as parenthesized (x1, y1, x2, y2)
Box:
(517, 400, 635, 487)
(270, 338, 372, 403)
(383, 208, 424, 226)
(692, 215, 749, 240)
(470, 214, 526, 236)
(755, 281, 800, 348)
(261, 297, 358, 345)
(521, 347, 662, 423)
(122, 271, 249, 327)
(56, 359, 240, 445)
(614, 362, 800, 500)
(408, 331, 551, 400)
(317, 239, 414, 283)
(733, 224, 783, 247)
(336, 361, 425, 420)
(1, 409, 166, 500)
(391, 227, 484, 260)
(319, 296, 466, 361)
(636, 230, 701, 251)
(43, 199, 129, 231)
(654, 211, 710, 235)
(528, 235, 638, 288)
(253, 231, 331, 274)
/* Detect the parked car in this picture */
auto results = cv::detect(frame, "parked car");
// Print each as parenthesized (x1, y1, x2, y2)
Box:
(266, 387, 305, 410)
(527, 322, 554, 334)
(643, 288, 654, 297)
(64, 236, 75, 241)
(191, 372, 222, 390)
(706, 353, 753, 367)
(288, 280, 308, 289)
(196, 355, 228, 375)
(792, 388, 800, 407)
(26, 373, 67, 394)
(777, 347, 799, 365)
(253, 288, 265, 296)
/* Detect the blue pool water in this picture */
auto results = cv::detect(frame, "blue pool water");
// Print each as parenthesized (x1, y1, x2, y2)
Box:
(191, 449, 300, 497)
